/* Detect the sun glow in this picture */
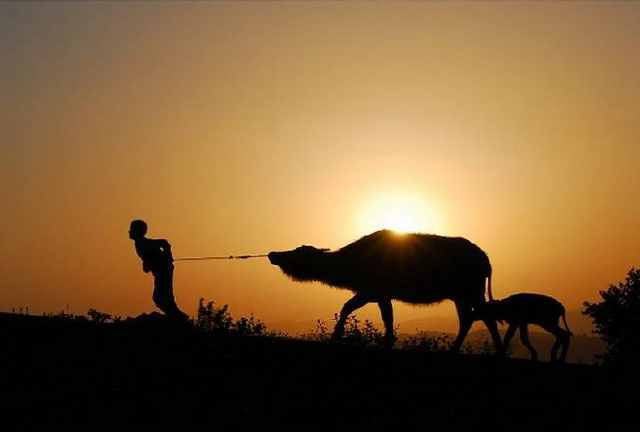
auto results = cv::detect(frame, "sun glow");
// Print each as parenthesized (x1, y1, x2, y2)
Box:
(358, 193, 442, 235)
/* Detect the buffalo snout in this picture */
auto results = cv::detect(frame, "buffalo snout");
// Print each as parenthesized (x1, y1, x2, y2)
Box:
(268, 251, 281, 265)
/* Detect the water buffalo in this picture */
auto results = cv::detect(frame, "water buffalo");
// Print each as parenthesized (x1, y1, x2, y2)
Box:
(474, 293, 572, 362)
(268, 229, 503, 352)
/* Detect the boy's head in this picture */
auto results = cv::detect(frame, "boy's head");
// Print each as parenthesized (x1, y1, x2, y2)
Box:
(129, 219, 148, 240)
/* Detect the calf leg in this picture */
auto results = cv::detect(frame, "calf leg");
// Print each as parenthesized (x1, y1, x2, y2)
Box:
(483, 318, 505, 356)
(377, 298, 396, 348)
(502, 323, 517, 352)
(332, 293, 370, 340)
(543, 323, 571, 363)
(519, 324, 538, 361)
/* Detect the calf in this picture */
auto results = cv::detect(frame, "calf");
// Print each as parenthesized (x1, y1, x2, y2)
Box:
(475, 293, 572, 362)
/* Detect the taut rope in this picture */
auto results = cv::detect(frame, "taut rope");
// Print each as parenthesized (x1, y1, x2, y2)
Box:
(173, 253, 268, 262)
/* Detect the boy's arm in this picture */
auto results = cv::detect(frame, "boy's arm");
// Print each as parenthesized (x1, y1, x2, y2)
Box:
(160, 239, 174, 262)
(135, 240, 151, 272)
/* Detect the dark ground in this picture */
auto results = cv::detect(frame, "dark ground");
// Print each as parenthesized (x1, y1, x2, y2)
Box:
(1, 312, 637, 428)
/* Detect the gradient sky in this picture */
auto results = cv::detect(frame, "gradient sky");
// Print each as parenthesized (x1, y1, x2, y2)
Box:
(2, 2, 639, 333)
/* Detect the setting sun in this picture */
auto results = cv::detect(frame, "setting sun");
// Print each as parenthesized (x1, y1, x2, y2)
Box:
(358, 193, 442, 234)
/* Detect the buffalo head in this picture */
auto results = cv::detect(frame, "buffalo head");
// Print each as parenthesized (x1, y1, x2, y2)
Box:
(268, 245, 330, 282)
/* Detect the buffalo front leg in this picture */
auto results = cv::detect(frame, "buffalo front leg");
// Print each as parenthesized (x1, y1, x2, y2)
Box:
(332, 293, 370, 340)
(502, 323, 518, 353)
(378, 298, 396, 348)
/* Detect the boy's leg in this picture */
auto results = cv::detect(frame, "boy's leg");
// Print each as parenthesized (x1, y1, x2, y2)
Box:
(154, 269, 188, 321)
(152, 274, 166, 311)
(164, 267, 189, 320)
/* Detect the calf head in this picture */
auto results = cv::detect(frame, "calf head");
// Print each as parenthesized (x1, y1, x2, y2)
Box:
(474, 300, 506, 323)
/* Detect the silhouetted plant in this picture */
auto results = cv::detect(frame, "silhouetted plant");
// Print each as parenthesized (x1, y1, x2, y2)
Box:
(87, 308, 112, 324)
(302, 319, 332, 342)
(197, 299, 233, 333)
(235, 315, 267, 337)
(196, 298, 267, 337)
(583, 267, 640, 365)
(462, 334, 513, 356)
(400, 332, 453, 352)
(45, 310, 87, 322)
(339, 314, 386, 347)
(305, 314, 385, 347)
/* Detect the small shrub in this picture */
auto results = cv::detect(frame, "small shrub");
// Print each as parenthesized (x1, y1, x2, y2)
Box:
(304, 314, 385, 347)
(340, 314, 386, 347)
(45, 310, 87, 322)
(235, 315, 267, 337)
(196, 299, 233, 333)
(196, 298, 268, 337)
(87, 308, 112, 324)
(301, 319, 332, 342)
(400, 332, 453, 352)
(583, 267, 640, 365)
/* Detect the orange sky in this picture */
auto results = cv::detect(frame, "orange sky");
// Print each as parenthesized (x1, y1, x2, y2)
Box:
(2, 2, 639, 333)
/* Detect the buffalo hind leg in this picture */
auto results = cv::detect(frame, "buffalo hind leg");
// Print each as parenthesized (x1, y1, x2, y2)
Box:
(378, 298, 396, 348)
(520, 324, 538, 361)
(451, 301, 474, 353)
(332, 293, 370, 340)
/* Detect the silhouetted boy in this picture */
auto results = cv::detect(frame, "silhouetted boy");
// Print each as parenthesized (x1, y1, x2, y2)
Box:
(129, 220, 189, 322)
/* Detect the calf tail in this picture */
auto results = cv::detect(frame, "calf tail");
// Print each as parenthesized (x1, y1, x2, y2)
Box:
(561, 311, 573, 336)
